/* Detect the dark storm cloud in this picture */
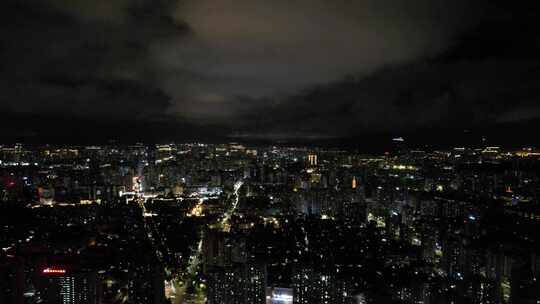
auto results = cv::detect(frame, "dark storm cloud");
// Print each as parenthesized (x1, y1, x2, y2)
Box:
(226, 1, 540, 139)
(0, 0, 184, 120)
(156, 0, 476, 122)
(234, 59, 540, 138)
(1, 0, 539, 143)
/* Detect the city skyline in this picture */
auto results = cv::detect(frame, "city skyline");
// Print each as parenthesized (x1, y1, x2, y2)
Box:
(2, 143, 540, 303)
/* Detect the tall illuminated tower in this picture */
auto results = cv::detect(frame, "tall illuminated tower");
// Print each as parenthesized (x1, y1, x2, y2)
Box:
(307, 153, 318, 167)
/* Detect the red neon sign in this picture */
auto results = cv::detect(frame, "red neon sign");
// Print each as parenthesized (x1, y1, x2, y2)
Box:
(43, 268, 66, 274)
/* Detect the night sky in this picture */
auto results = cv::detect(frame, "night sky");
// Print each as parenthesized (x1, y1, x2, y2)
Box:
(1, 0, 540, 147)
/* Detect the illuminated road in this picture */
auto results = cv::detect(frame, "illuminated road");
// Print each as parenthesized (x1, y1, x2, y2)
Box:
(138, 197, 168, 263)
(170, 238, 205, 304)
(172, 180, 244, 303)
(220, 180, 244, 231)
(134, 162, 176, 302)
(135, 161, 172, 265)
(138, 172, 244, 304)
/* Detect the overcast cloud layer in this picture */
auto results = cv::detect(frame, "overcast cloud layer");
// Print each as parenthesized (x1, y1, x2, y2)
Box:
(1, 0, 540, 144)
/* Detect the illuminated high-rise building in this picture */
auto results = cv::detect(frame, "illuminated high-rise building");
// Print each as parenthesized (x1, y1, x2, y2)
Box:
(307, 153, 318, 167)
(128, 263, 165, 304)
(40, 267, 97, 304)
(204, 230, 267, 304)
(206, 261, 267, 304)
(391, 137, 407, 156)
(292, 267, 355, 304)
